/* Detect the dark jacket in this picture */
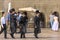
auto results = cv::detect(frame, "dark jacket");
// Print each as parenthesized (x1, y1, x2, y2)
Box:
(19, 16, 28, 24)
(34, 16, 41, 33)
(19, 16, 28, 33)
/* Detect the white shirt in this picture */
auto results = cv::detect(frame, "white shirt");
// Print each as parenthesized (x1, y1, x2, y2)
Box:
(1, 17, 6, 27)
(19, 14, 22, 17)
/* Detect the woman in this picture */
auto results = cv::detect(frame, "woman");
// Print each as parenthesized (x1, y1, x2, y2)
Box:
(52, 12, 59, 31)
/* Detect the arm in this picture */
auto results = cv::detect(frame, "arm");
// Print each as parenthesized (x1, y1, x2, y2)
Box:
(6, 14, 10, 25)
(1, 18, 4, 28)
(34, 17, 37, 28)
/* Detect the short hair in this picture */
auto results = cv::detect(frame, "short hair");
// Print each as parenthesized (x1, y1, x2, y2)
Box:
(9, 8, 15, 13)
(11, 8, 15, 11)
(2, 11, 5, 14)
(2, 12, 5, 16)
(18, 11, 20, 13)
(53, 11, 59, 16)
(23, 11, 27, 15)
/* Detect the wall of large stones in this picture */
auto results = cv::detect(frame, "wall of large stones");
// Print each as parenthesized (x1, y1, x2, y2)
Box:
(0, 0, 60, 27)
(12, 0, 60, 25)
(0, 0, 3, 11)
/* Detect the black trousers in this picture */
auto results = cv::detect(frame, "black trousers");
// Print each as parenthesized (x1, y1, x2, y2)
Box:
(10, 23, 15, 37)
(34, 28, 41, 38)
(34, 28, 38, 37)
(20, 24, 25, 38)
(0, 24, 7, 38)
(14, 22, 17, 32)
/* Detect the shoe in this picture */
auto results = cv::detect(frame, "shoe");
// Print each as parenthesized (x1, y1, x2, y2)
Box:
(20, 37, 22, 38)
(4, 37, 7, 39)
(10, 34, 15, 39)
(35, 37, 39, 38)
(23, 36, 26, 38)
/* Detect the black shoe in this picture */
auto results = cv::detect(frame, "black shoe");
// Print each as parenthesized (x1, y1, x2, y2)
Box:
(35, 37, 39, 38)
(23, 36, 26, 38)
(20, 34, 23, 38)
(4, 37, 7, 39)
(10, 34, 15, 38)
(20, 36, 22, 38)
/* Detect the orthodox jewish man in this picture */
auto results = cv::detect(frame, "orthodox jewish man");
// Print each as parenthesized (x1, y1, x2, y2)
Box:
(34, 10, 41, 38)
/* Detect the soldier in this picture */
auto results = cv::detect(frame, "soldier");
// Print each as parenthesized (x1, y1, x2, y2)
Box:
(34, 10, 41, 38)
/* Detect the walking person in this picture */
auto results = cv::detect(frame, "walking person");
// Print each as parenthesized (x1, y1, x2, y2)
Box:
(16, 11, 22, 33)
(19, 12, 27, 38)
(34, 10, 41, 38)
(52, 12, 59, 31)
(6, 8, 16, 38)
(49, 13, 54, 28)
(0, 12, 7, 39)
(14, 12, 17, 33)
(9, 8, 16, 38)
(17, 11, 22, 27)
(23, 11, 28, 33)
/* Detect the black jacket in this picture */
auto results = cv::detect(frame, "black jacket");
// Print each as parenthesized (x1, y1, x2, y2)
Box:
(19, 16, 28, 24)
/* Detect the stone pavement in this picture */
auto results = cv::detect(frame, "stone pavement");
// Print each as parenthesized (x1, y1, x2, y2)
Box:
(0, 28, 60, 40)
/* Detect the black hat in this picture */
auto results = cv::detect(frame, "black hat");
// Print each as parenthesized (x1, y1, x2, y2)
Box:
(35, 10, 40, 14)
(9, 8, 15, 13)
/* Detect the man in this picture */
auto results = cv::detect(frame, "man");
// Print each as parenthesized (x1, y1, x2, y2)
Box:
(10, 8, 16, 38)
(19, 12, 28, 38)
(0, 12, 7, 38)
(34, 10, 41, 38)
(16, 11, 22, 33)
(49, 13, 54, 28)
(6, 8, 16, 38)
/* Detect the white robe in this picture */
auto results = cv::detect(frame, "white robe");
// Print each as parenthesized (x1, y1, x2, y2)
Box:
(52, 16, 59, 31)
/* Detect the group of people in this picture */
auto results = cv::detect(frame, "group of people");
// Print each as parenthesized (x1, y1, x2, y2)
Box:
(49, 12, 59, 31)
(0, 8, 41, 39)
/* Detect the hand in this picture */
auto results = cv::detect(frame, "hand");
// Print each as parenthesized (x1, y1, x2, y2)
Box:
(35, 26, 37, 28)
(1, 26, 4, 29)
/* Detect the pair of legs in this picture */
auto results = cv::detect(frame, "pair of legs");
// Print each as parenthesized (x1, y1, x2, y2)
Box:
(10, 26, 16, 38)
(21, 32, 25, 38)
(50, 21, 53, 28)
(34, 28, 39, 38)
(20, 24, 26, 38)
(10, 23, 16, 38)
(0, 24, 7, 38)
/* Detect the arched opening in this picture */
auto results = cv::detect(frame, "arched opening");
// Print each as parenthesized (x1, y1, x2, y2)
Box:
(39, 12, 46, 28)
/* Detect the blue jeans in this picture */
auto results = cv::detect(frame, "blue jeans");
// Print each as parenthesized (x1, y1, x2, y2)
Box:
(50, 21, 53, 28)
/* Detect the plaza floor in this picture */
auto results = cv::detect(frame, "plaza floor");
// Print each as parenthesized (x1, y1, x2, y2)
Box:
(0, 28, 60, 40)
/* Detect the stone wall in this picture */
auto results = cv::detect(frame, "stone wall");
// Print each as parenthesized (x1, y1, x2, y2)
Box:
(0, 0, 60, 27)
(0, 0, 3, 11)
(12, 0, 60, 27)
